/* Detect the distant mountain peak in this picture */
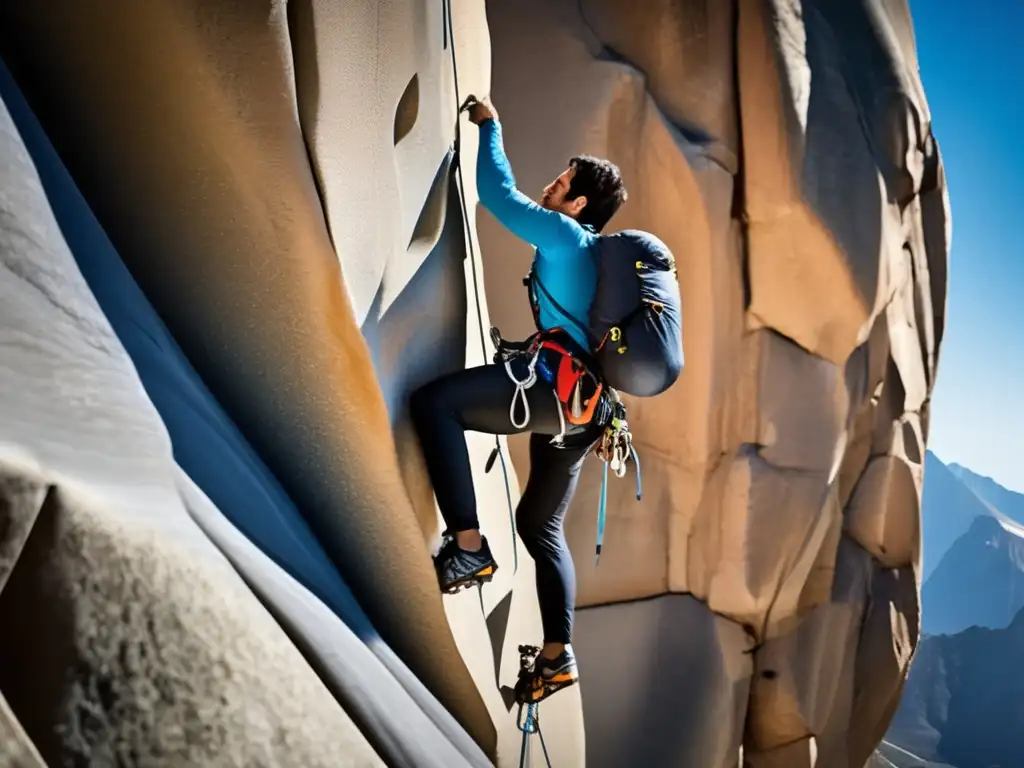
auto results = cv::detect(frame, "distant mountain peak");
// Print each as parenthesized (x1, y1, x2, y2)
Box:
(921, 452, 997, 579)
(922, 506, 1024, 635)
(965, 511, 1018, 537)
(966, 512, 1000, 535)
(889, 455, 1024, 767)
(939, 458, 1024, 527)
(886, 603, 1024, 768)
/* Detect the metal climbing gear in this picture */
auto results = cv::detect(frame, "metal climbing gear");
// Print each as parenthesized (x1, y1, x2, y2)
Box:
(592, 391, 642, 565)
(515, 645, 553, 768)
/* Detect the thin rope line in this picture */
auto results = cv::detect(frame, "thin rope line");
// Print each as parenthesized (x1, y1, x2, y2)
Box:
(445, 0, 518, 574)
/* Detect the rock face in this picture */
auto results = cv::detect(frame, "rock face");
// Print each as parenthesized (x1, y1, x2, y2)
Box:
(0, 85, 385, 767)
(0, 1, 948, 768)
(0, 1, 530, 764)
(885, 606, 1024, 768)
(484, 0, 948, 765)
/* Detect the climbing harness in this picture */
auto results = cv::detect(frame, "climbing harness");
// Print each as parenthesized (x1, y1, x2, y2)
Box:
(444, 0, 519, 574)
(515, 645, 554, 768)
(492, 327, 605, 436)
(489, 327, 567, 444)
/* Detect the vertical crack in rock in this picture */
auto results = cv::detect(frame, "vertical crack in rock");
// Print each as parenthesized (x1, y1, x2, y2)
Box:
(286, 0, 333, 249)
(731, 0, 753, 311)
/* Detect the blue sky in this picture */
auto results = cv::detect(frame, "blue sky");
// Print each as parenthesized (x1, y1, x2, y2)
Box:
(910, 0, 1024, 492)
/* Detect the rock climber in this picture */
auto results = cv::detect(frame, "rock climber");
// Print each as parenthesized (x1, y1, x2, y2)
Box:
(409, 94, 628, 704)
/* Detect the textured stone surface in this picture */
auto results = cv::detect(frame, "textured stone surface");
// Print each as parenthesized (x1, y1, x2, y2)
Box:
(0, 472, 384, 768)
(848, 562, 921, 767)
(0, 689, 45, 768)
(0, 93, 383, 764)
(0, 1, 568, 762)
(573, 595, 753, 768)
(0, 473, 47, 598)
(845, 454, 922, 569)
(746, 534, 871, 765)
(579, 0, 740, 166)
(744, 739, 817, 768)
(175, 467, 493, 768)
(0, 0, 948, 766)
(0, 51, 491, 768)
(484, 0, 947, 764)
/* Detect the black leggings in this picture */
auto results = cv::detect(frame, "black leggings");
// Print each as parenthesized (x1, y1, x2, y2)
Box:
(410, 353, 601, 645)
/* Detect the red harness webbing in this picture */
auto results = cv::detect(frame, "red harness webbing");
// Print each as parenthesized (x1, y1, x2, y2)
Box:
(526, 330, 604, 427)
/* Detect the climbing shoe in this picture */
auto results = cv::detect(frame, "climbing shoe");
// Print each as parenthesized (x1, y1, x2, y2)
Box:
(434, 534, 499, 594)
(515, 647, 579, 704)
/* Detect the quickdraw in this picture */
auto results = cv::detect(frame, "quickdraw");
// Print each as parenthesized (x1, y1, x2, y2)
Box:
(592, 391, 643, 566)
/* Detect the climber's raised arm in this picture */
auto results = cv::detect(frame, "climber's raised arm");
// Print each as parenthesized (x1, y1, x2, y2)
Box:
(467, 97, 587, 251)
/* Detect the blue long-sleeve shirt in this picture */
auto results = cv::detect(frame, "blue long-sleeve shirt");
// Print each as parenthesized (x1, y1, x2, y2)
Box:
(476, 118, 598, 351)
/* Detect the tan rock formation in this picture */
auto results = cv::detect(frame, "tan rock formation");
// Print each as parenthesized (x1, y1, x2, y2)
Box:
(0, 0, 576, 763)
(482, 0, 947, 765)
(0, 0, 948, 766)
(0, 96, 383, 766)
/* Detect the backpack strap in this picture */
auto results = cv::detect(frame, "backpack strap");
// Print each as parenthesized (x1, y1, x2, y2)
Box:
(527, 269, 596, 348)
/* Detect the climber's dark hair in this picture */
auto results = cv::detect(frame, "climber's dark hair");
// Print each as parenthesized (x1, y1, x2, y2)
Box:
(566, 154, 627, 232)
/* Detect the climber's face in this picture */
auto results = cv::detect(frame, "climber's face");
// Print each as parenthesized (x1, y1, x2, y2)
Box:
(540, 166, 588, 220)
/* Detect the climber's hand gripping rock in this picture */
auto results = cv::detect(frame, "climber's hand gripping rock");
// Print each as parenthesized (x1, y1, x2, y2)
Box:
(460, 93, 498, 125)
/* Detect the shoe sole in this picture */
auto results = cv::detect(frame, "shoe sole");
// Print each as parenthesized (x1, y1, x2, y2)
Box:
(439, 563, 498, 595)
(516, 669, 579, 704)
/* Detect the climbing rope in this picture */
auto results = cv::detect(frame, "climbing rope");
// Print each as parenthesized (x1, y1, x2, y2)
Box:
(506, 349, 540, 429)
(515, 645, 554, 768)
(444, 0, 519, 574)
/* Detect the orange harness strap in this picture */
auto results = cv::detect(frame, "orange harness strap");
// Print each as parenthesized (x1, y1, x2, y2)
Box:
(530, 332, 604, 427)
